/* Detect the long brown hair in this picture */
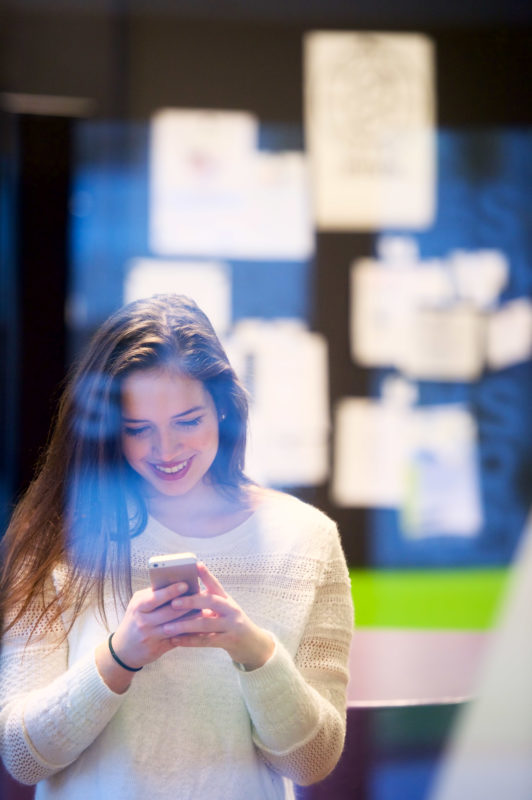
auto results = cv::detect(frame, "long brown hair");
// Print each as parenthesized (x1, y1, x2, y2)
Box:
(0, 294, 250, 643)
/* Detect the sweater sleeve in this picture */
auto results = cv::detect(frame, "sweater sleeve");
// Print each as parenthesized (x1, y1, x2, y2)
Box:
(236, 524, 354, 786)
(0, 586, 126, 786)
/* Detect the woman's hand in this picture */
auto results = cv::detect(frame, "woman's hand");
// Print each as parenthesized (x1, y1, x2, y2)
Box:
(95, 580, 196, 693)
(162, 562, 275, 671)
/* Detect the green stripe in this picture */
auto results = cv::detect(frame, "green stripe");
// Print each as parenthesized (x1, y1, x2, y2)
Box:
(349, 568, 510, 630)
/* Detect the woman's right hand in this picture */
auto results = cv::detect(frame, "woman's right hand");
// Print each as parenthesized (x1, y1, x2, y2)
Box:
(95, 581, 192, 693)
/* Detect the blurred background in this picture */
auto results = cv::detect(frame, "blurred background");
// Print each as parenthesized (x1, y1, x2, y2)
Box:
(1, 1, 531, 799)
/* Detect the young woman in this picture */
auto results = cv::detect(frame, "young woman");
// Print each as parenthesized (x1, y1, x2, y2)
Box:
(0, 294, 353, 800)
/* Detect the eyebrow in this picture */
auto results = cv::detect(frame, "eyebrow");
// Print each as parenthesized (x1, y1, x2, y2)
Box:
(122, 405, 206, 423)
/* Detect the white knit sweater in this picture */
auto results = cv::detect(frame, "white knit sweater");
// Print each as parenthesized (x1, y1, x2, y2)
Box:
(0, 492, 353, 799)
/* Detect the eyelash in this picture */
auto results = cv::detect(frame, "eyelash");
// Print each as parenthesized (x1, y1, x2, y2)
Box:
(123, 426, 149, 437)
(178, 417, 202, 428)
(123, 417, 202, 437)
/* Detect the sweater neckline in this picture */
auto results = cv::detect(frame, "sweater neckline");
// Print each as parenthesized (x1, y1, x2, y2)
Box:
(141, 490, 284, 552)
(143, 496, 279, 553)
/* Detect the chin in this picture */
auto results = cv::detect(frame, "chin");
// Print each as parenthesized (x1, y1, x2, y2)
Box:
(145, 470, 214, 499)
(146, 477, 195, 497)
(158, 483, 196, 497)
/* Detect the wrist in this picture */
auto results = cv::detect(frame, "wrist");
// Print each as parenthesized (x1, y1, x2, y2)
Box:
(232, 630, 275, 672)
(95, 640, 136, 695)
(108, 632, 143, 673)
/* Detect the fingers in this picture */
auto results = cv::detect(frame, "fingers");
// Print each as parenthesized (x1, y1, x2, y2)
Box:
(117, 567, 235, 665)
(197, 561, 228, 598)
(163, 614, 229, 637)
(149, 602, 202, 628)
(135, 581, 190, 613)
(170, 592, 228, 616)
(113, 581, 209, 668)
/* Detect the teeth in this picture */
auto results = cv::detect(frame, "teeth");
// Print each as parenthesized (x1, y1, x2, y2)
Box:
(154, 460, 188, 474)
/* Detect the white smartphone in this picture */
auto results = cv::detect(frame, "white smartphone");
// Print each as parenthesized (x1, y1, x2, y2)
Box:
(148, 553, 201, 620)
(148, 552, 200, 596)
(148, 552, 200, 619)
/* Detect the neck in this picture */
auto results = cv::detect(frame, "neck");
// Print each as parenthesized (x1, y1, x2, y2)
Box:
(145, 480, 255, 538)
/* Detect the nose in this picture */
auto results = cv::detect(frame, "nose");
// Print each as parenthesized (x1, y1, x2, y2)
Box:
(152, 427, 182, 462)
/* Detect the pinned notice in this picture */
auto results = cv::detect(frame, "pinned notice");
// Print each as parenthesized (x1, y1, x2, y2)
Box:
(350, 247, 492, 381)
(398, 306, 485, 382)
(150, 108, 313, 260)
(332, 397, 409, 507)
(402, 405, 483, 538)
(304, 31, 436, 230)
(227, 320, 329, 487)
(332, 396, 483, 538)
(486, 298, 532, 370)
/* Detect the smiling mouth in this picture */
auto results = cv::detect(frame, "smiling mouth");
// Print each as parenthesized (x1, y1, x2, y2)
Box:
(153, 460, 190, 474)
(147, 456, 194, 481)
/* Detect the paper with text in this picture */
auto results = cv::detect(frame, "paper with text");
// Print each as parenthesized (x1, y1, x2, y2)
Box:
(304, 31, 436, 230)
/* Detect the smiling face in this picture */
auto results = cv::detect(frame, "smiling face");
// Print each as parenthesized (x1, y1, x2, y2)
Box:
(120, 368, 219, 500)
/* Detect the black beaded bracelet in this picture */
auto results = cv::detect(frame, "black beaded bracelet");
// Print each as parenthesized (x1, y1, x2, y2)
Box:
(108, 632, 143, 672)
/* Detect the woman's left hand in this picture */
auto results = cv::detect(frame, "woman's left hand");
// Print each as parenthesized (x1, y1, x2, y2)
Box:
(162, 562, 275, 671)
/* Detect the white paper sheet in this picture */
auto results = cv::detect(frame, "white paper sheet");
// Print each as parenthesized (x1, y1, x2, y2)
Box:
(350, 259, 416, 367)
(149, 108, 313, 260)
(332, 396, 483, 538)
(332, 398, 409, 507)
(236, 152, 314, 260)
(398, 306, 485, 382)
(486, 298, 532, 370)
(350, 257, 485, 379)
(124, 258, 232, 337)
(401, 405, 483, 538)
(226, 320, 329, 486)
(150, 108, 255, 258)
(304, 31, 436, 230)
(449, 249, 509, 310)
